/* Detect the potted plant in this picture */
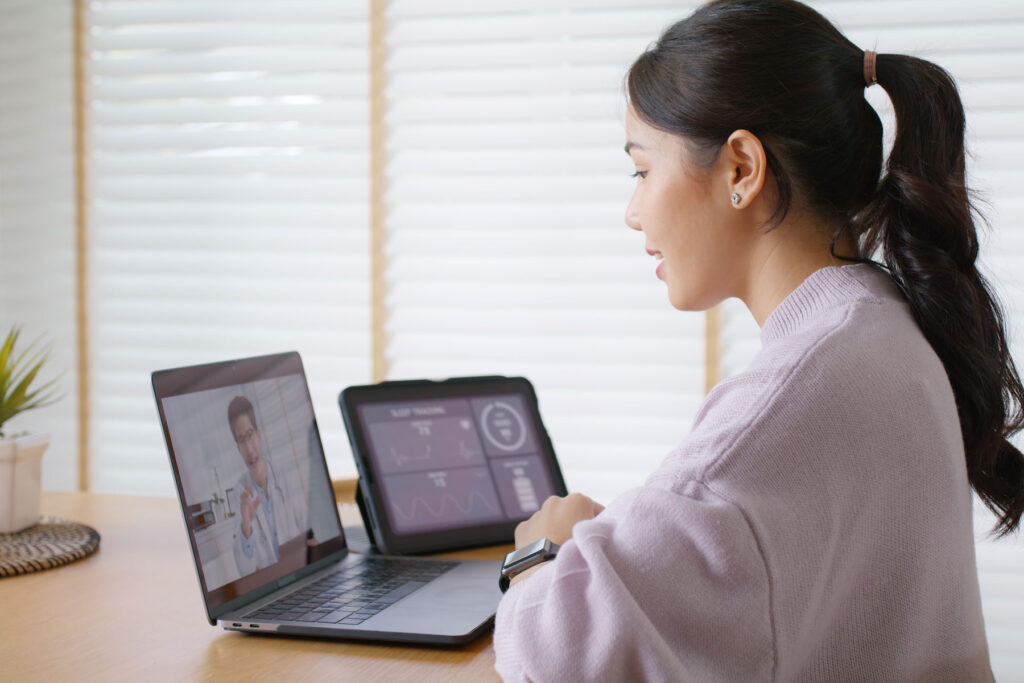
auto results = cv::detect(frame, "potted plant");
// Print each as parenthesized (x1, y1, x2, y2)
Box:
(0, 328, 61, 533)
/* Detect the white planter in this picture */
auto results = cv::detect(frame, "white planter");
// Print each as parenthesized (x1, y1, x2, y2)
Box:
(0, 433, 49, 533)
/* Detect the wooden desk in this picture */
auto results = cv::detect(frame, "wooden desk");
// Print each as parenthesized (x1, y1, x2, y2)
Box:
(0, 491, 512, 681)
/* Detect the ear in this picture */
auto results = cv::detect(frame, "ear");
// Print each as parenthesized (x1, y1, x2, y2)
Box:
(720, 129, 767, 209)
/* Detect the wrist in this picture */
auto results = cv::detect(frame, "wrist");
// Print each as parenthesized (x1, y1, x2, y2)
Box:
(499, 538, 559, 593)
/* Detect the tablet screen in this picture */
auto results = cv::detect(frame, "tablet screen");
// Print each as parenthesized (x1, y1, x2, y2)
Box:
(358, 395, 557, 534)
(341, 377, 567, 553)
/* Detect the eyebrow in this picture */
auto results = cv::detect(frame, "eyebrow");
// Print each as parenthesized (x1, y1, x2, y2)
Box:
(624, 141, 645, 154)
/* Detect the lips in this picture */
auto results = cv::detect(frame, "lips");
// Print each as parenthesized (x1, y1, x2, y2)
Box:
(646, 247, 664, 279)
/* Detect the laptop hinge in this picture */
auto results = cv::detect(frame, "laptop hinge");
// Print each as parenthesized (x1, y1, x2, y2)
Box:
(277, 573, 299, 589)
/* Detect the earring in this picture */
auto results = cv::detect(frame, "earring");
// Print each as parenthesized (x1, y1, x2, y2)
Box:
(731, 193, 742, 206)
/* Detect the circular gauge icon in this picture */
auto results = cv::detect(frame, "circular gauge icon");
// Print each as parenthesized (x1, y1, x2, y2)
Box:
(479, 401, 528, 452)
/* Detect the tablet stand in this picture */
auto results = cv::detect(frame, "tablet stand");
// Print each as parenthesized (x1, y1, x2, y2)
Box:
(352, 478, 380, 553)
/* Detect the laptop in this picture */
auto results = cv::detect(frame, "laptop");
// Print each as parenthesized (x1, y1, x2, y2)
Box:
(152, 351, 501, 645)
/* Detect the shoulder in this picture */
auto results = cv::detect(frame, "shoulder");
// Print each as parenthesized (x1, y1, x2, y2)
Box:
(739, 263, 944, 411)
(648, 264, 955, 489)
(769, 265, 949, 404)
(232, 470, 254, 494)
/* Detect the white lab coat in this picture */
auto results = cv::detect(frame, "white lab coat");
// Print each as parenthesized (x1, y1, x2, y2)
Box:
(230, 459, 308, 576)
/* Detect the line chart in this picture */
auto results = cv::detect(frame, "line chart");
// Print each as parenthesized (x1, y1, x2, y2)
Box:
(390, 489, 499, 523)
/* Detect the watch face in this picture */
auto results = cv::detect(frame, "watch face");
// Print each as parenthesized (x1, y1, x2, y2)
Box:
(504, 539, 548, 568)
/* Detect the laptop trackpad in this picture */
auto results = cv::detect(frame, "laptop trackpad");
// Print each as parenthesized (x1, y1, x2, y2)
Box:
(369, 578, 498, 636)
(394, 578, 498, 612)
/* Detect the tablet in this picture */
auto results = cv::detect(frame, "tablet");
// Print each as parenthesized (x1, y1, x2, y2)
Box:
(339, 376, 567, 554)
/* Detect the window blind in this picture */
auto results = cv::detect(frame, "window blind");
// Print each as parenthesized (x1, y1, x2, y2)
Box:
(84, 0, 371, 492)
(0, 0, 79, 491)
(382, 1, 709, 505)
(714, 2, 1024, 675)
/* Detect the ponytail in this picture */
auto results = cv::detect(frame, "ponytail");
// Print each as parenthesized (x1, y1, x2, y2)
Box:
(851, 54, 1024, 536)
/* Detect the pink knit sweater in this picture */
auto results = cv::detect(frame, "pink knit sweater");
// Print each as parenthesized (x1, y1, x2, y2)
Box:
(493, 264, 992, 682)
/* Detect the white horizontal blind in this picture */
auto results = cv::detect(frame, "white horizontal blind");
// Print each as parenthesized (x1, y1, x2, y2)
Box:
(714, 2, 1024, 677)
(383, 0, 708, 504)
(84, 0, 371, 493)
(0, 0, 79, 490)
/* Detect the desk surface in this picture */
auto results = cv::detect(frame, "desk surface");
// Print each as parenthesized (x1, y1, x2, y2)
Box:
(0, 491, 511, 681)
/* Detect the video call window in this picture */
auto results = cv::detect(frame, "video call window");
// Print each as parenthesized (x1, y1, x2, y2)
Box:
(161, 375, 340, 599)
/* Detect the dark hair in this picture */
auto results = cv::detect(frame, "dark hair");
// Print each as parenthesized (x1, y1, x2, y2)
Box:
(627, 0, 1024, 535)
(227, 395, 258, 439)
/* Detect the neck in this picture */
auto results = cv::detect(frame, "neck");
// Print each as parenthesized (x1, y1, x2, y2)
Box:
(740, 215, 857, 326)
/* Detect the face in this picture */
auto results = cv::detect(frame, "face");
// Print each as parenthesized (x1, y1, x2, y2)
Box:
(231, 413, 266, 484)
(624, 106, 748, 311)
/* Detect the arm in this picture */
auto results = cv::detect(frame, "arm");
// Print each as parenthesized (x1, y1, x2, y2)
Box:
(493, 483, 774, 682)
(508, 492, 604, 590)
(239, 486, 261, 541)
(232, 487, 258, 575)
(238, 522, 255, 559)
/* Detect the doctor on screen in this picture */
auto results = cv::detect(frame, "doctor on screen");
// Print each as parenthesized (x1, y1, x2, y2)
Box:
(227, 395, 309, 575)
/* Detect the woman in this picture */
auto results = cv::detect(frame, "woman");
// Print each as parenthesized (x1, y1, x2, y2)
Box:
(493, 1, 1024, 680)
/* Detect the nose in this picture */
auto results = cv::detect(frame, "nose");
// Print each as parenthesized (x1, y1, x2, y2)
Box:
(624, 195, 641, 232)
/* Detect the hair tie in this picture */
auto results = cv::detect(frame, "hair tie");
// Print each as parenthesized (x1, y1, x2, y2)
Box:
(863, 50, 878, 87)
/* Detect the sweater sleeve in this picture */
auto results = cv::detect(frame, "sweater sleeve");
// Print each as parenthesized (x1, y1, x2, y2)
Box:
(492, 481, 775, 682)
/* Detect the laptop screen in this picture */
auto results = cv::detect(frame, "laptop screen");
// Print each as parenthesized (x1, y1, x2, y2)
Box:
(153, 353, 344, 614)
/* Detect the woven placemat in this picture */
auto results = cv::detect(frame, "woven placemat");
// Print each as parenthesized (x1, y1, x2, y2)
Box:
(0, 516, 101, 578)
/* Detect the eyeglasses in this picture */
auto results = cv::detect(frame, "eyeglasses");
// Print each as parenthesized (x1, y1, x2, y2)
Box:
(235, 427, 259, 447)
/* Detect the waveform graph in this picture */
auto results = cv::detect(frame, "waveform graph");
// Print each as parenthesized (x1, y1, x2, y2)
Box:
(369, 416, 485, 475)
(382, 466, 504, 534)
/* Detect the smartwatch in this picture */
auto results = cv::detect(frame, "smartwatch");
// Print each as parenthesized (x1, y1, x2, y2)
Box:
(499, 538, 560, 593)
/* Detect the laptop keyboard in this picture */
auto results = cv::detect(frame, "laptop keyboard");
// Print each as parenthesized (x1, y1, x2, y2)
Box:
(244, 556, 458, 626)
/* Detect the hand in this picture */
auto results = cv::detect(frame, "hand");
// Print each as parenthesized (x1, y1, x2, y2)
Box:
(240, 485, 261, 539)
(514, 492, 604, 549)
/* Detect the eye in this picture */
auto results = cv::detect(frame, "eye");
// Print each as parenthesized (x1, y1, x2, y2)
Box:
(631, 170, 647, 180)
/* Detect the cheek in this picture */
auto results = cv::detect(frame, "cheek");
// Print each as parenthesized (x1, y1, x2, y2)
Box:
(641, 182, 679, 236)
(660, 189, 705, 253)
(660, 195, 731, 307)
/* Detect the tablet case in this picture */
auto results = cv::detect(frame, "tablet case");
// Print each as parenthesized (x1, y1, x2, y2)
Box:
(340, 376, 567, 555)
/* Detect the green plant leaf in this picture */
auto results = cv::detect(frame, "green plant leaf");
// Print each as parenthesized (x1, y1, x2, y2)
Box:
(0, 328, 18, 401)
(0, 328, 62, 432)
(5, 338, 48, 395)
(23, 378, 62, 405)
(22, 383, 63, 412)
(0, 375, 33, 425)
(8, 359, 44, 409)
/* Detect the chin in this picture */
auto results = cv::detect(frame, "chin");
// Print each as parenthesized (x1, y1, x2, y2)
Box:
(667, 291, 702, 312)
(667, 286, 720, 312)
